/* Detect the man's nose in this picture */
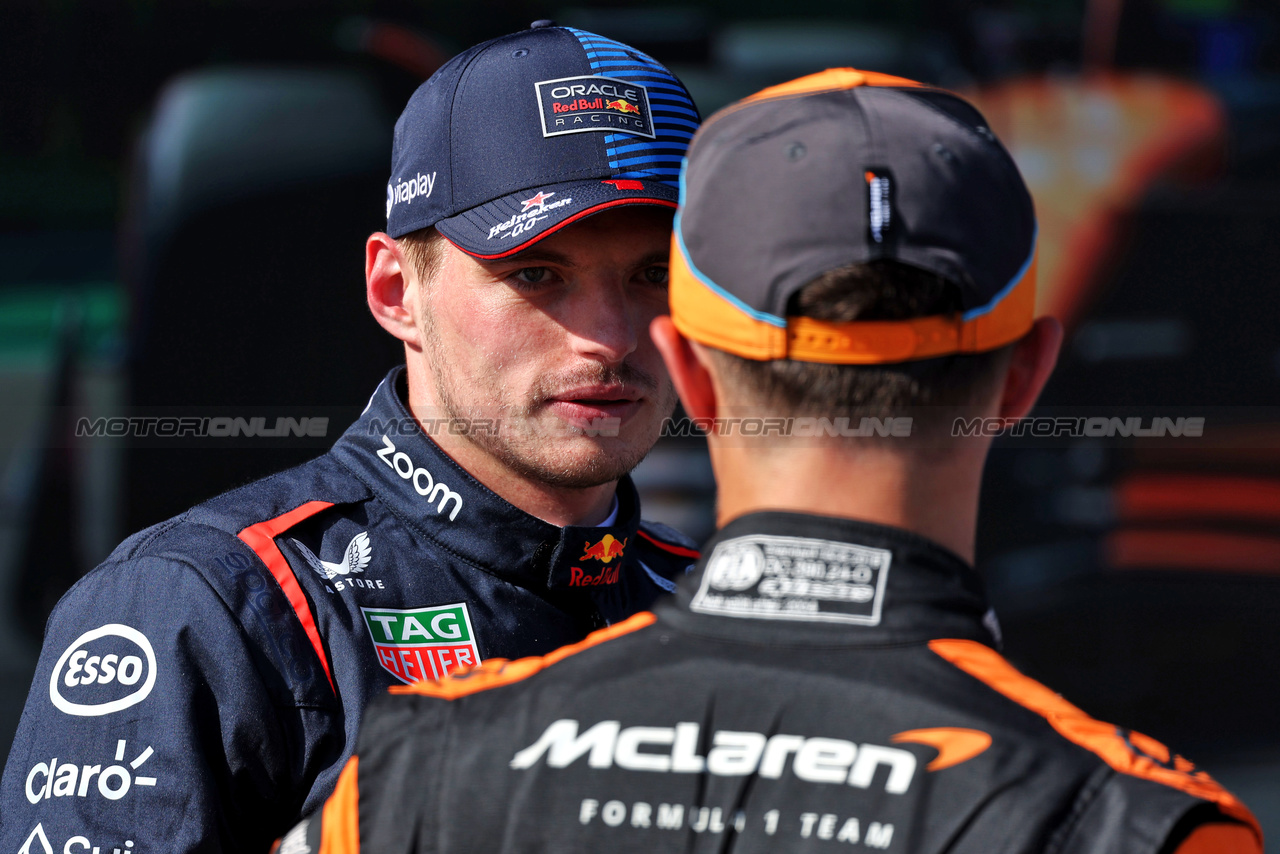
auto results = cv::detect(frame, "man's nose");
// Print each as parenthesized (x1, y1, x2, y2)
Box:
(567, 278, 639, 365)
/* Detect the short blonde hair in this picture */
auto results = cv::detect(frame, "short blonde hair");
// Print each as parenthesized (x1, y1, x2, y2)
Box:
(396, 227, 448, 286)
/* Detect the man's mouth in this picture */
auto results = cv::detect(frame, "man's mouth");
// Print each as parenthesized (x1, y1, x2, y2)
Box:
(546, 385, 643, 426)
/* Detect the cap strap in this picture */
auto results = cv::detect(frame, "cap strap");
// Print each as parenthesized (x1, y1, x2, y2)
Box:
(670, 232, 1037, 364)
(783, 274, 1033, 363)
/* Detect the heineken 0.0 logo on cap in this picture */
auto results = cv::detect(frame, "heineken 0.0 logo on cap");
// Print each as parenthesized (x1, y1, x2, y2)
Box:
(361, 603, 480, 684)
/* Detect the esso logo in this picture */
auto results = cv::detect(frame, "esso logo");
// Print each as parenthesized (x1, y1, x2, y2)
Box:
(49, 625, 157, 717)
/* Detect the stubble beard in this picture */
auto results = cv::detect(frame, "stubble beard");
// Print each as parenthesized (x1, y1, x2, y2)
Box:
(420, 312, 675, 490)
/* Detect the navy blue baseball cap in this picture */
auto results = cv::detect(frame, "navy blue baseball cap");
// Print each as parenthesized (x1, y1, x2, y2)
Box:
(385, 22, 701, 258)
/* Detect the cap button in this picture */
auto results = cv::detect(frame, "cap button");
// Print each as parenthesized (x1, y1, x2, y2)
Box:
(530, 19, 557, 28)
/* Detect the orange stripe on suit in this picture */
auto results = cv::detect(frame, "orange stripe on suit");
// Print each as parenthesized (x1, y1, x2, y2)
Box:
(319, 756, 360, 854)
(237, 501, 336, 691)
(390, 611, 657, 700)
(930, 638, 1261, 846)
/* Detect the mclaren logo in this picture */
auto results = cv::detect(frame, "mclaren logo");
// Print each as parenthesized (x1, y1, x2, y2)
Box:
(509, 720, 988, 793)
(892, 727, 992, 771)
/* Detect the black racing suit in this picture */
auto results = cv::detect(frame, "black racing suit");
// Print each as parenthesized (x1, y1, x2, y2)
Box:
(285, 511, 1261, 854)
(0, 368, 697, 853)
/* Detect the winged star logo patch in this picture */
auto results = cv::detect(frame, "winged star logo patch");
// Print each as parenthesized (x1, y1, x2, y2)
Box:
(294, 531, 370, 580)
(291, 532, 385, 592)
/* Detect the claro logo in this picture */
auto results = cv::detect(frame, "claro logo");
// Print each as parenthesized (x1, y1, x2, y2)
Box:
(376, 435, 463, 521)
(49, 625, 157, 717)
(511, 720, 921, 794)
(26, 739, 157, 804)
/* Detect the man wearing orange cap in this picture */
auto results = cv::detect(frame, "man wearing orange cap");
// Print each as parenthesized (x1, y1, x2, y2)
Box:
(278, 70, 1261, 854)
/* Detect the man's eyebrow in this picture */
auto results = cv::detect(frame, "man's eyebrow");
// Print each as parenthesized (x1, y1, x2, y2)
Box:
(635, 250, 669, 267)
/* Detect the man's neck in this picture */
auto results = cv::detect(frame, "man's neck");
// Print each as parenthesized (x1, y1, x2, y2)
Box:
(451, 455, 618, 528)
(710, 441, 987, 565)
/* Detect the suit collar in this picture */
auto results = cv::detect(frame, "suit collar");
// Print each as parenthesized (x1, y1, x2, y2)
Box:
(661, 511, 998, 647)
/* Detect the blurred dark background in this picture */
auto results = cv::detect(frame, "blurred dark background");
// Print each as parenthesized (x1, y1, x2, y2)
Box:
(2, 0, 1278, 843)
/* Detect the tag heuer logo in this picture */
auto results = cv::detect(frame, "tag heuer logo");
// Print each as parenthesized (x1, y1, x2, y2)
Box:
(361, 604, 480, 684)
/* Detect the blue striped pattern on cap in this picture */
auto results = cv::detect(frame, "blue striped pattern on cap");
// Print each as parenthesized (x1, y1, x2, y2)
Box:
(566, 27, 699, 187)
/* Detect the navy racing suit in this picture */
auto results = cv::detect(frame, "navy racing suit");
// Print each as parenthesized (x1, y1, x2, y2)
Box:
(0, 368, 697, 853)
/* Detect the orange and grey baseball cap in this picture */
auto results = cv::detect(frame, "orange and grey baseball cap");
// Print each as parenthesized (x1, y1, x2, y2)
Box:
(670, 69, 1038, 364)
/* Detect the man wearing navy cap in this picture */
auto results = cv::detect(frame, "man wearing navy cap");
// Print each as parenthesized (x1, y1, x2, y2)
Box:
(0, 23, 700, 853)
(282, 70, 1261, 853)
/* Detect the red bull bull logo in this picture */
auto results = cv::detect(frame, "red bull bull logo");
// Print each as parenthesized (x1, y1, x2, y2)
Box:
(605, 99, 642, 115)
(581, 534, 627, 564)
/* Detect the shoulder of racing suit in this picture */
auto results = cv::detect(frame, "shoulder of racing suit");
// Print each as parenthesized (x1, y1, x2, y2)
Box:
(924, 637, 1262, 854)
(0, 454, 372, 854)
(80, 453, 373, 705)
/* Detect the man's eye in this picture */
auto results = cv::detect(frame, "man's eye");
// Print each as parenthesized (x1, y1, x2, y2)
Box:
(513, 267, 549, 284)
(641, 266, 668, 286)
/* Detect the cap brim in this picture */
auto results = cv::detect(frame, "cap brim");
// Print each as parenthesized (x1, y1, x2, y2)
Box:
(435, 178, 677, 259)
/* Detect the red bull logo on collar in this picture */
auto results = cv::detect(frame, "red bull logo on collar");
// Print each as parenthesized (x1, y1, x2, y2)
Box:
(569, 565, 620, 587)
(581, 534, 627, 564)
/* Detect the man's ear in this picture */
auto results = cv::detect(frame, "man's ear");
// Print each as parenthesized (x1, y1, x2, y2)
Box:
(651, 316, 717, 422)
(366, 232, 422, 348)
(998, 316, 1064, 421)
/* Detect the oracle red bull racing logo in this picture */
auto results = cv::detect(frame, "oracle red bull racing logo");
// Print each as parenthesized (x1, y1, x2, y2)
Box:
(536, 75, 655, 140)
(361, 604, 480, 684)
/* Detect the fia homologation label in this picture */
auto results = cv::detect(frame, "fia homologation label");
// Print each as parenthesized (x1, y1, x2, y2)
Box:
(690, 535, 891, 626)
